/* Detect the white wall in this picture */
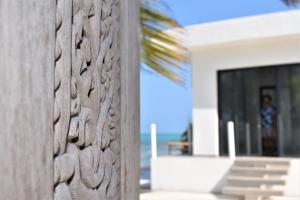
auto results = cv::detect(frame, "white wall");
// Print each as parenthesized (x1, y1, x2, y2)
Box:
(151, 156, 234, 193)
(191, 35, 300, 156)
(187, 11, 300, 49)
(286, 160, 300, 196)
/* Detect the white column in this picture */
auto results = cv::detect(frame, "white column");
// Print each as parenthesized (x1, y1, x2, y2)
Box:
(192, 109, 219, 156)
(151, 123, 157, 159)
(228, 121, 236, 159)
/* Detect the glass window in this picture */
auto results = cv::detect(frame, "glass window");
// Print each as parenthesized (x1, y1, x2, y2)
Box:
(218, 64, 300, 157)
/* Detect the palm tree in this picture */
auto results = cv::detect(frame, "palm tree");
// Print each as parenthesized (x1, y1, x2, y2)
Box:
(282, 0, 299, 6)
(140, 0, 187, 84)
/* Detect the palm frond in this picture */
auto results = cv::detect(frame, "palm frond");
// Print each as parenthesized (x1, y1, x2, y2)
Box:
(282, 0, 299, 6)
(141, 0, 187, 84)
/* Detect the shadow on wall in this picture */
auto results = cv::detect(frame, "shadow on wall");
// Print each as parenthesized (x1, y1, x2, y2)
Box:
(212, 165, 232, 193)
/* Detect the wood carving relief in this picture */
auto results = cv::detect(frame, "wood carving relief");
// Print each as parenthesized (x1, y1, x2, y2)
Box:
(54, 0, 120, 199)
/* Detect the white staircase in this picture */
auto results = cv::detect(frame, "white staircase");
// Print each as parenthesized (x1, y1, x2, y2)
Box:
(222, 158, 291, 200)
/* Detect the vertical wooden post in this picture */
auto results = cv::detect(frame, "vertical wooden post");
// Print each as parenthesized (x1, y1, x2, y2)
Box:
(0, 0, 140, 199)
(120, 0, 140, 199)
(0, 0, 55, 199)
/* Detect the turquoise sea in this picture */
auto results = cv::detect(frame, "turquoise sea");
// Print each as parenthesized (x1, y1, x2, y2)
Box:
(140, 133, 181, 182)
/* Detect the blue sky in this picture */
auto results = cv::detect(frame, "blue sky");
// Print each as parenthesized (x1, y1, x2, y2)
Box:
(140, 0, 297, 133)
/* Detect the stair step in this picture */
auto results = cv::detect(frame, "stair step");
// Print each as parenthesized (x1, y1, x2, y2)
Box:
(235, 162, 290, 168)
(227, 176, 285, 186)
(235, 159, 290, 167)
(230, 166, 288, 176)
(223, 186, 284, 197)
(260, 196, 300, 200)
(222, 158, 292, 199)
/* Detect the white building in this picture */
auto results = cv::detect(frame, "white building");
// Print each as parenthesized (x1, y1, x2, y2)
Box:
(151, 10, 300, 199)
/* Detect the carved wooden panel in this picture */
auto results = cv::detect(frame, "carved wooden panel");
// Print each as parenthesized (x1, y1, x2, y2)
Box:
(54, 0, 121, 199)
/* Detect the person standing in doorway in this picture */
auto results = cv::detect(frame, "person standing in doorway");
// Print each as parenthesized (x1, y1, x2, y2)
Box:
(261, 95, 277, 137)
(261, 95, 277, 155)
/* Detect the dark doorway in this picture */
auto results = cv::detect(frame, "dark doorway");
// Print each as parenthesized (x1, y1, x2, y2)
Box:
(218, 63, 300, 157)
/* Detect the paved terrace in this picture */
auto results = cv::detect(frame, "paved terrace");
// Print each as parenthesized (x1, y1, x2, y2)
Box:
(140, 191, 241, 200)
(140, 191, 300, 200)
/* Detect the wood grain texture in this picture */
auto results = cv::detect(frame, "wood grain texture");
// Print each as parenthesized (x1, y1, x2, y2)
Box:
(0, 0, 55, 199)
(120, 0, 140, 199)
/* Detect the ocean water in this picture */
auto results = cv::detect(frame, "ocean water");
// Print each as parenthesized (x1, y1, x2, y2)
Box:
(140, 133, 182, 185)
(140, 133, 181, 168)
